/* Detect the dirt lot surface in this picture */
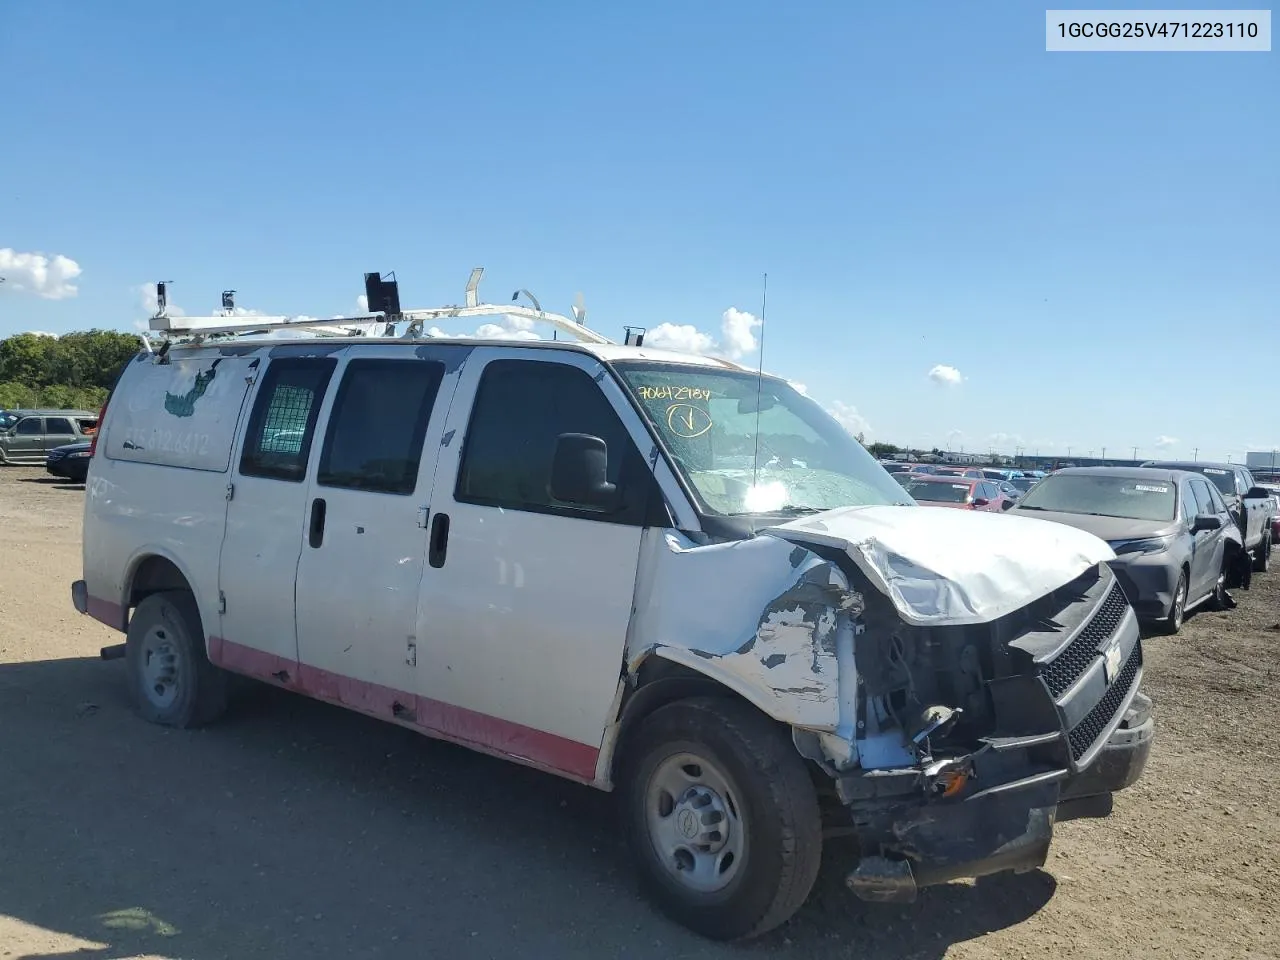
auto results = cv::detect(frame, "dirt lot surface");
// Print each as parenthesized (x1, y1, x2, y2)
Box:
(1, 466, 1277, 959)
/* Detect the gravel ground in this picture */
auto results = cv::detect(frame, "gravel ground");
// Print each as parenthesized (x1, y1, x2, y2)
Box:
(0, 465, 1276, 959)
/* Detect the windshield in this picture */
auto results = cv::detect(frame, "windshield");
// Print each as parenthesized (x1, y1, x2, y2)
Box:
(614, 363, 913, 515)
(904, 479, 972, 503)
(1016, 473, 1176, 521)
(1194, 466, 1237, 496)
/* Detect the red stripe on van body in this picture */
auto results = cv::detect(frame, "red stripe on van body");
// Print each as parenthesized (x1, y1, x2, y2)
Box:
(207, 635, 601, 784)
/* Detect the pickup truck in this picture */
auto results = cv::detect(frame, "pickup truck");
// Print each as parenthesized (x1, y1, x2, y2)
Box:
(1143, 460, 1276, 581)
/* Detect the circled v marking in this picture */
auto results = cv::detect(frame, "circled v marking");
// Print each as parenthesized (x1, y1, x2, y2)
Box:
(666, 403, 712, 439)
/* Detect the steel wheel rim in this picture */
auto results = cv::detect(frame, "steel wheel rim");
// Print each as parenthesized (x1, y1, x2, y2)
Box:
(644, 751, 746, 894)
(140, 624, 180, 709)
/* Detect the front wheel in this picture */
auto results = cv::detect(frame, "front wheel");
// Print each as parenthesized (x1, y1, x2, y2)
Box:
(1207, 565, 1231, 611)
(620, 697, 823, 942)
(1252, 534, 1271, 573)
(1160, 571, 1187, 635)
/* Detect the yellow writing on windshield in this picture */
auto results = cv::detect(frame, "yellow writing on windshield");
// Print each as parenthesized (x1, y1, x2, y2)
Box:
(666, 403, 713, 439)
(637, 384, 713, 402)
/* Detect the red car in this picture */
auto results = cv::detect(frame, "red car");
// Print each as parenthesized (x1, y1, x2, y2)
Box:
(931, 466, 985, 479)
(903, 475, 1015, 512)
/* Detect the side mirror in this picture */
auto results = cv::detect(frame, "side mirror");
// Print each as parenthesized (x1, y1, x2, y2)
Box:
(1246, 487, 1272, 500)
(1192, 514, 1222, 533)
(972, 497, 990, 507)
(549, 433, 618, 510)
(1000, 499, 1014, 510)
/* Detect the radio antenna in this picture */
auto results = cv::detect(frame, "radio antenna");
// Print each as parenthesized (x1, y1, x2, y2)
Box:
(749, 273, 768, 493)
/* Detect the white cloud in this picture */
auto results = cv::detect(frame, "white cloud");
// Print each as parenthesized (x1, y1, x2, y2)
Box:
(426, 320, 543, 341)
(356, 294, 368, 312)
(826, 401, 871, 440)
(928, 364, 963, 386)
(0, 248, 82, 299)
(24, 330, 58, 338)
(1154, 435, 1179, 449)
(644, 322, 717, 354)
(719, 307, 761, 360)
(788, 381, 808, 396)
(641, 307, 762, 361)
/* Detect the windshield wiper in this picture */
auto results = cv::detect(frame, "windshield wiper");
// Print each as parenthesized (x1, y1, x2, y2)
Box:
(726, 504, 821, 517)
(1016, 504, 1047, 510)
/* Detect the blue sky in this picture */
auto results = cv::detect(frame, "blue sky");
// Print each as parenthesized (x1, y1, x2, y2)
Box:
(1, 1, 1275, 460)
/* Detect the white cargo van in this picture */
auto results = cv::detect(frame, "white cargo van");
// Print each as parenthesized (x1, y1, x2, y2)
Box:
(73, 285, 1153, 941)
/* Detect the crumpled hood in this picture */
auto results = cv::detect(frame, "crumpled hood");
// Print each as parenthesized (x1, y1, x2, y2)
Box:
(764, 504, 1116, 626)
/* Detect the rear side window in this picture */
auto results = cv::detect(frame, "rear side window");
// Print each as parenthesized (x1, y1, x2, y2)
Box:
(456, 359, 653, 524)
(16, 418, 42, 435)
(240, 359, 337, 482)
(45, 417, 74, 434)
(318, 359, 445, 495)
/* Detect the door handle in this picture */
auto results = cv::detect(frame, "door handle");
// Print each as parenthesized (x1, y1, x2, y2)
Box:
(309, 497, 327, 548)
(428, 512, 450, 568)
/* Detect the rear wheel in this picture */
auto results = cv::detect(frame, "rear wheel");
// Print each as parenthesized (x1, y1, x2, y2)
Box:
(620, 697, 823, 942)
(1160, 571, 1187, 635)
(125, 591, 227, 727)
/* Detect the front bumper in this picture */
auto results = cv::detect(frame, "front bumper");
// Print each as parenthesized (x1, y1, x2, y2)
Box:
(842, 693, 1154, 901)
(841, 569, 1153, 903)
(46, 455, 89, 480)
(1109, 555, 1178, 621)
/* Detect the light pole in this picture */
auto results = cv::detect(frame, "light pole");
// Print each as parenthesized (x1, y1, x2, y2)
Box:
(1132, 445, 1138, 461)
(1193, 447, 1199, 461)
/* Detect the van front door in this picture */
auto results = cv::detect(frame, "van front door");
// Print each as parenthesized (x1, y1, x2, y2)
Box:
(216, 356, 340, 678)
(292, 348, 461, 716)
(415, 350, 663, 782)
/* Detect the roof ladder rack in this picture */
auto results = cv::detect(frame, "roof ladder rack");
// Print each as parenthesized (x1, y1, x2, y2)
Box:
(146, 268, 616, 346)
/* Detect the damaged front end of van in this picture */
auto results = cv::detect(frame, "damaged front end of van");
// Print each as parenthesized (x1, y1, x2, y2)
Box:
(625, 505, 1154, 903)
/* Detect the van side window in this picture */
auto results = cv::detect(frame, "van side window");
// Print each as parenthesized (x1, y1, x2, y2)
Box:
(456, 359, 656, 525)
(240, 358, 337, 482)
(15, 418, 43, 435)
(318, 359, 446, 495)
(46, 417, 74, 434)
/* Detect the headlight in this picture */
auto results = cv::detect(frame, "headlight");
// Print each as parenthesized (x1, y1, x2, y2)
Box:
(68, 451, 91, 458)
(1109, 536, 1173, 556)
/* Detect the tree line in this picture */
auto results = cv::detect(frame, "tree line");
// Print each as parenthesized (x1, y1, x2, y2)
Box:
(0, 330, 143, 411)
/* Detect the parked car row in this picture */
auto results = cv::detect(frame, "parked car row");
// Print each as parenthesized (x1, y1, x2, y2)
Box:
(0, 408, 98, 469)
(895, 459, 1277, 636)
(883, 461, 1043, 507)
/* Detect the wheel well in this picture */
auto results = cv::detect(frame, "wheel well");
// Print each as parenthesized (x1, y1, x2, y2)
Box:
(127, 556, 193, 610)
(610, 658, 786, 778)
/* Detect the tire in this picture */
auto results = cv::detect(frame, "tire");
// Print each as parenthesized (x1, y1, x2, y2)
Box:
(1160, 570, 1187, 635)
(125, 591, 227, 727)
(1207, 565, 1230, 611)
(619, 696, 823, 942)
(1252, 534, 1270, 573)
